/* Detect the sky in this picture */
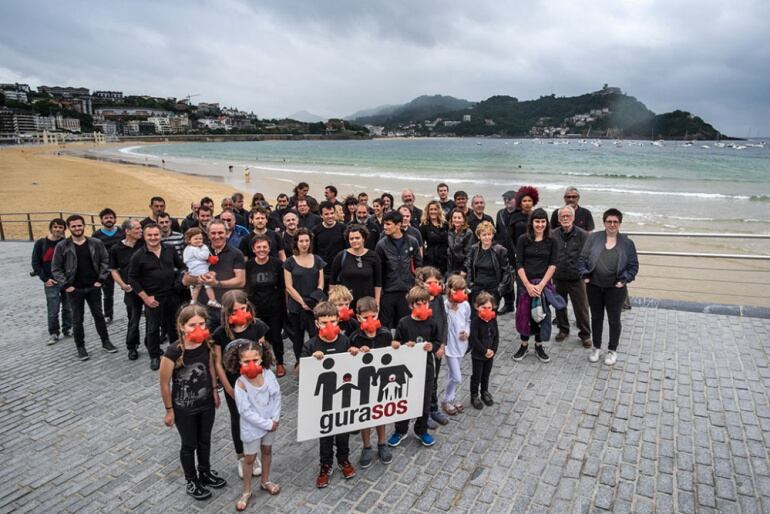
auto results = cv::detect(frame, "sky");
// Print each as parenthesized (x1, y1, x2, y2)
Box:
(1, 0, 769, 136)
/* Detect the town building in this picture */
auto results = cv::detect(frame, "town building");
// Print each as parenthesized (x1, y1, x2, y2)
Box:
(93, 90, 124, 101)
(37, 86, 90, 98)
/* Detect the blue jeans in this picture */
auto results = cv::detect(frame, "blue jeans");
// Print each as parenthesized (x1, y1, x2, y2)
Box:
(44, 283, 72, 336)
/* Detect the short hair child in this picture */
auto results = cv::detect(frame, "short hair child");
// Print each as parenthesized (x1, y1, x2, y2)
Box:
(447, 274, 467, 294)
(328, 284, 358, 335)
(356, 296, 378, 315)
(405, 286, 430, 306)
(469, 291, 499, 410)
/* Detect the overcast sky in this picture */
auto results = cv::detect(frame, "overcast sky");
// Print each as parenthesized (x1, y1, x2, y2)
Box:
(1, 0, 768, 136)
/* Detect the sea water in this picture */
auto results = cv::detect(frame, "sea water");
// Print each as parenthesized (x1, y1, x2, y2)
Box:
(122, 138, 770, 234)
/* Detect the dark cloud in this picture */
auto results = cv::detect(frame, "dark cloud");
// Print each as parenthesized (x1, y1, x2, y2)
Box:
(1, 0, 768, 135)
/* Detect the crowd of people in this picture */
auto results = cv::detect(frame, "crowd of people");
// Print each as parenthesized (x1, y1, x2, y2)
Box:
(31, 181, 639, 508)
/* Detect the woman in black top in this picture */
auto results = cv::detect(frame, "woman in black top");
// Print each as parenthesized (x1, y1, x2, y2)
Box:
(380, 192, 394, 213)
(211, 290, 270, 480)
(159, 304, 226, 500)
(463, 221, 513, 303)
(419, 200, 449, 274)
(508, 185, 539, 268)
(343, 196, 359, 224)
(330, 224, 382, 307)
(513, 208, 558, 363)
(244, 234, 286, 376)
(283, 228, 325, 368)
(447, 208, 474, 276)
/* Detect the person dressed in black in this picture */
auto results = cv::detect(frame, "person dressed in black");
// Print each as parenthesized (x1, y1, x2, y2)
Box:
(51, 214, 116, 361)
(352, 203, 380, 250)
(464, 221, 513, 305)
(507, 185, 539, 265)
(437, 183, 455, 216)
(159, 305, 226, 501)
(447, 209, 474, 276)
(281, 211, 299, 259)
(313, 201, 348, 289)
(513, 208, 559, 364)
(296, 199, 321, 230)
(141, 195, 181, 232)
(469, 292, 499, 410)
(375, 210, 422, 329)
(467, 195, 495, 238)
(550, 186, 595, 232)
(419, 200, 448, 274)
(239, 207, 286, 262)
(244, 234, 286, 376)
(330, 224, 382, 308)
(211, 291, 271, 479)
(129, 223, 185, 370)
(92, 207, 124, 323)
(109, 218, 144, 360)
(494, 190, 518, 313)
(283, 228, 326, 368)
(32, 217, 71, 345)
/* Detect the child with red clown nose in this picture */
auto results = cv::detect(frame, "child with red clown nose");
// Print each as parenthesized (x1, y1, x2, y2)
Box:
(469, 291, 499, 410)
(223, 339, 281, 509)
(441, 274, 471, 416)
(159, 304, 226, 502)
(211, 290, 271, 481)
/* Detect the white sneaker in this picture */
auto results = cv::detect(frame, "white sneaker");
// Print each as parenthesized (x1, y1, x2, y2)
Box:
(604, 351, 617, 366)
(47, 334, 59, 345)
(252, 457, 262, 477)
(238, 457, 244, 479)
(589, 348, 601, 363)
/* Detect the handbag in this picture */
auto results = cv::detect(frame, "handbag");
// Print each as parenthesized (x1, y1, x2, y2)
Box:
(531, 297, 546, 323)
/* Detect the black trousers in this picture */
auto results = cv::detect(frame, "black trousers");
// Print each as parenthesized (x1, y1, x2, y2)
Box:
(101, 274, 115, 319)
(319, 433, 350, 466)
(470, 357, 493, 396)
(174, 406, 215, 481)
(68, 287, 110, 348)
(287, 310, 316, 362)
(260, 312, 285, 365)
(587, 284, 625, 351)
(124, 292, 143, 350)
(145, 294, 179, 358)
(222, 372, 243, 455)
(379, 291, 409, 330)
(395, 360, 434, 436)
(430, 357, 442, 412)
(554, 278, 591, 341)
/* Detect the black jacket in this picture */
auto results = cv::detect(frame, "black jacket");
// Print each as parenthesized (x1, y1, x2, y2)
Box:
(447, 228, 474, 274)
(578, 232, 639, 285)
(375, 234, 422, 293)
(552, 225, 588, 281)
(464, 243, 513, 296)
(51, 237, 110, 288)
(507, 210, 530, 265)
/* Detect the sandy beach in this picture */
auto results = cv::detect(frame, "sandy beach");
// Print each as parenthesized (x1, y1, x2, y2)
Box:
(1, 143, 768, 308)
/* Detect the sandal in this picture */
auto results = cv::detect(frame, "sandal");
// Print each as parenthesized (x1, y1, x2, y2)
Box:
(260, 481, 281, 495)
(236, 492, 251, 511)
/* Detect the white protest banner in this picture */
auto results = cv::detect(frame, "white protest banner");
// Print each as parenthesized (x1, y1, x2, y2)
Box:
(296, 346, 427, 442)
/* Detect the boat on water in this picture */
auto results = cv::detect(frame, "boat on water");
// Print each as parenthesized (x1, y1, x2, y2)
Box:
(652, 140, 665, 147)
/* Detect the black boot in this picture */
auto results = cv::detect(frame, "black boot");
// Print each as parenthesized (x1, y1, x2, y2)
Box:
(471, 395, 483, 409)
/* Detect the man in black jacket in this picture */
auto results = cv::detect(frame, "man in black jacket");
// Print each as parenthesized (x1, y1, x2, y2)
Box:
(32, 217, 71, 345)
(375, 210, 422, 329)
(494, 191, 517, 313)
(552, 206, 592, 347)
(92, 207, 124, 323)
(51, 214, 116, 361)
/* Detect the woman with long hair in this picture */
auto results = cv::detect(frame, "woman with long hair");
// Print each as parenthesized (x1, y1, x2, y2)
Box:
(447, 208, 474, 276)
(419, 200, 449, 274)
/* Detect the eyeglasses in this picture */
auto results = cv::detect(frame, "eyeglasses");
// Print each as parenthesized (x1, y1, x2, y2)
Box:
(604, 220, 620, 225)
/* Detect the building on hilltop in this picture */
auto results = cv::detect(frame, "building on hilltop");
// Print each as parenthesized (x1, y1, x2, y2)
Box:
(1, 90, 28, 103)
(93, 90, 124, 101)
(0, 83, 31, 93)
(38, 85, 90, 98)
(592, 84, 622, 96)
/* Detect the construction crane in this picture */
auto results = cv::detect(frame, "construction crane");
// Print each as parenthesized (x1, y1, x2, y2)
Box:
(184, 93, 200, 105)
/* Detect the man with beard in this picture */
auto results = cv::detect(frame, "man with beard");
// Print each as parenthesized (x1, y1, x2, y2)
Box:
(92, 208, 124, 324)
(550, 187, 594, 232)
(157, 212, 185, 260)
(297, 198, 322, 230)
(400, 189, 422, 228)
(32, 217, 71, 345)
(109, 218, 144, 360)
(52, 214, 117, 361)
(141, 196, 181, 232)
(240, 206, 286, 261)
(313, 201, 347, 289)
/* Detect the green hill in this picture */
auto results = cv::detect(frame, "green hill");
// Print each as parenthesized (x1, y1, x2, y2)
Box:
(352, 95, 474, 126)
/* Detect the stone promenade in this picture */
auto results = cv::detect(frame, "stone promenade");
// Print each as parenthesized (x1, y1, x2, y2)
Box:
(2, 241, 770, 513)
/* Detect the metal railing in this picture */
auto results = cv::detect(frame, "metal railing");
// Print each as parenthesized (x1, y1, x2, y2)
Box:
(625, 231, 770, 261)
(0, 211, 145, 241)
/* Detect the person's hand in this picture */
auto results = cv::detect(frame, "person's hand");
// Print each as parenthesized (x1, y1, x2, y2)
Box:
(390, 341, 401, 350)
(94, 282, 102, 288)
(348, 347, 359, 356)
(164, 411, 174, 427)
(271, 420, 279, 432)
(360, 345, 370, 353)
(459, 331, 468, 341)
(405, 341, 416, 348)
(301, 303, 313, 311)
(423, 342, 433, 352)
(121, 284, 133, 292)
(615, 281, 624, 288)
(144, 295, 159, 308)
(213, 390, 221, 408)
(65, 286, 75, 293)
(436, 345, 445, 358)
(486, 349, 495, 359)
(584, 278, 590, 284)
(526, 283, 540, 297)
(312, 351, 324, 360)
(44, 279, 56, 287)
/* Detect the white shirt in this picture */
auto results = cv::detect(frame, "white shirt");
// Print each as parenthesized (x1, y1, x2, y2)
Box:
(234, 369, 281, 441)
(183, 245, 210, 276)
(444, 299, 471, 358)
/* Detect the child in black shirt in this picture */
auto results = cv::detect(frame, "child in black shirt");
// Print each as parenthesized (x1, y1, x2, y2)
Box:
(301, 301, 360, 488)
(388, 286, 440, 449)
(415, 266, 448, 427)
(469, 292, 499, 410)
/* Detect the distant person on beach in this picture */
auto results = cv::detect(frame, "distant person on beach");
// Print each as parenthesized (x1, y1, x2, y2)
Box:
(323, 185, 342, 208)
(419, 200, 448, 274)
(31, 217, 71, 345)
(400, 189, 422, 228)
(109, 218, 144, 360)
(52, 214, 117, 361)
(552, 206, 592, 348)
(494, 190, 518, 314)
(141, 196, 181, 232)
(579, 208, 638, 366)
(467, 195, 494, 239)
(437, 183, 455, 215)
(296, 199, 321, 231)
(129, 222, 184, 370)
(550, 187, 595, 232)
(229, 164, 234, 173)
(289, 182, 319, 214)
(92, 208, 124, 324)
(181, 201, 201, 233)
(453, 191, 470, 218)
(244, 167, 251, 183)
(158, 212, 186, 261)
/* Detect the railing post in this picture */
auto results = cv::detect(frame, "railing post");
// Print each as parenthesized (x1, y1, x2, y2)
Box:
(90, 214, 96, 234)
(26, 213, 33, 241)
(0, 215, 5, 241)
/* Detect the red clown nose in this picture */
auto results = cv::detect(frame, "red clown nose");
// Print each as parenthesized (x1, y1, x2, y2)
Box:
(360, 316, 382, 333)
(318, 322, 341, 340)
(187, 325, 211, 344)
(450, 289, 468, 303)
(228, 309, 253, 326)
(412, 304, 433, 320)
(478, 307, 497, 322)
(426, 283, 443, 297)
(240, 361, 263, 379)
(338, 306, 354, 321)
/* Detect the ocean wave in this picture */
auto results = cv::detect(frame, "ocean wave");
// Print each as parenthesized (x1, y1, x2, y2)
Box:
(562, 171, 660, 180)
(750, 195, 770, 202)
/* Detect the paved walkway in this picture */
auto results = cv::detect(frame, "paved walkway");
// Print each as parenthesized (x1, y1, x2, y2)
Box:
(2, 241, 770, 513)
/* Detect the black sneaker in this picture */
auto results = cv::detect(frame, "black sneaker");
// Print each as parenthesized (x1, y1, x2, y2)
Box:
(535, 344, 550, 363)
(512, 344, 528, 361)
(63, 329, 72, 337)
(105, 316, 113, 325)
(471, 395, 483, 409)
(186, 479, 212, 500)
(128, 348, 139, 360)
(481, 391, 494, 406)
(102, 340, 118, 353)
(199, 469, 227, 489)
(150, 357, 160, 371)
(77, 347, 89, 361)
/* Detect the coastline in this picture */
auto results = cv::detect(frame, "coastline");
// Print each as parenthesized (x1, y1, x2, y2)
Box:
(1, 143, 768, 308)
